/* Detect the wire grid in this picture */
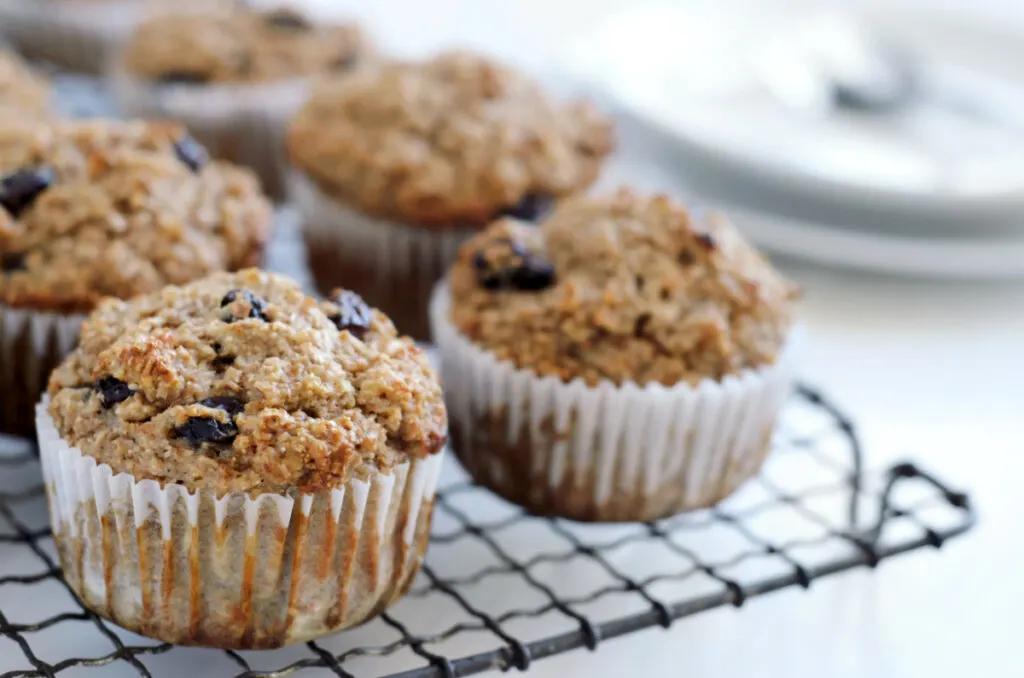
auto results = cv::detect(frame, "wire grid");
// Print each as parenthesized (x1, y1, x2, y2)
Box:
(0, 385, 974, 678)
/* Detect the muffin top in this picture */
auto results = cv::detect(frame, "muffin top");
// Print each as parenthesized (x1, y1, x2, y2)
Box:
(0, 51, 49, 117)
(288, 51, 614, 228)
(47, 269, 448, 496)
(0, 119, 272, 313)
(447, 189, 800, 387)
(123, 7, 370, 84)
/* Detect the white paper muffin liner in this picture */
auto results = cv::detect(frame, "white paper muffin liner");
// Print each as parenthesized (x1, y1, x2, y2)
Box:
(429, 283, 800, 522)
(290, 170, 476, 340)
(111, 64, 310, 199)
(0, 0, 148, 73)
(37, 400, 444, 648)
(0, 305, 83, 437)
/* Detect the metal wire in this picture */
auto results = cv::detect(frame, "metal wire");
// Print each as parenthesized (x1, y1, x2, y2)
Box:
(0, 386, 974, 678)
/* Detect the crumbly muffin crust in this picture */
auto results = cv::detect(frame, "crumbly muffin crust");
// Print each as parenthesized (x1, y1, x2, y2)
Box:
(287, 51, 614, 227)
(0, 50, 49, 117)
(0, 119, 272, 312)
(47, 269, 447, 496)
(447, 189, 800, 386)
(123, 7, 370, 84)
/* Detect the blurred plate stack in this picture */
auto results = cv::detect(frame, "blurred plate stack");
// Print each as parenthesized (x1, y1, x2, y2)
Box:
(557, 0, 1024, 278)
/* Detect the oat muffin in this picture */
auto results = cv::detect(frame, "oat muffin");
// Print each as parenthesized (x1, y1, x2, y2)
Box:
(0, 0, 156, 74)
(0, 50, 50, 117)
(0, 119, 271, 437)
(287, 50, 614, 340)
(113, 6, 373, 198)
(39, 268, 447, 648)
(430, 188, 801, 522)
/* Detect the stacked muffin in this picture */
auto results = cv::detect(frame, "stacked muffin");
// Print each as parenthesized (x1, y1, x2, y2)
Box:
(113, 5, 372, 198)
(0, 119, 271, 436)
(287, 51, 614, 339)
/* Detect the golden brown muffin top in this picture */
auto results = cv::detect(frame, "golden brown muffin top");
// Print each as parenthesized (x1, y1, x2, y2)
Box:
(0, 119, 272, 313)
(47, 269, 448, 496)
(0, 50, 49, 117)
(287, 51, 614, 228)
(447, 189, 800, 387)
(123, 7, 370, 84)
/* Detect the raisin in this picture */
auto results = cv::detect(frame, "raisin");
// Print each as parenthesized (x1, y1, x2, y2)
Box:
(220, 288, 269, 322)
(474, 240, 555, 292)
(158, 70, 209, 85)
(332, 52, 358, 71)
(173, 135, 209, 173)
(497, 193, 554, 222)
(327, 289, 372, 339)
(200, 395, 244, 416)
(265, 8, 311, 30)
(0, 167, 55, 217)
(173, 417, 237, 447)
(96, 376, 134, 408)
(1, 252, 26, 273)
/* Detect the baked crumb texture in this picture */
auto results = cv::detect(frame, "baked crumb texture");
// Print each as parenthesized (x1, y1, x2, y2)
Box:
(0, 119, 272, 312)
(47, 269, 448, 496)
(124, 7, 370, 84)
(448, 188, 800, 387)
(288, 50, 614, 227)
(0, 49, 50, 117)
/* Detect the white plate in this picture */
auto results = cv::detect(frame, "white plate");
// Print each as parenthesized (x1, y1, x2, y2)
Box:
(560, 0, 1024, 233)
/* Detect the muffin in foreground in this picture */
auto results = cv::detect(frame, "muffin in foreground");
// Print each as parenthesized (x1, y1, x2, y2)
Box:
(112, 6, 372, 198)
(0, 50, 50, 117)
(0, 0, 155, 74)
(40, 269, 448, 648)
(288, 50, 614, 340)
(0, 119, 272, 437)
(430, 189, 800, 522)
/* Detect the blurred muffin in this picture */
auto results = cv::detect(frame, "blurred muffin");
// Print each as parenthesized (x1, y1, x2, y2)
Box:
(112, 6, 372, 198)
(40, 269, 447, 648)
(0, 119, 272, 437)
(0, 0, 157, 74)
(287, 50, 614, 340)
(430, 188, 801, 521)
(0, 50, 50, 117)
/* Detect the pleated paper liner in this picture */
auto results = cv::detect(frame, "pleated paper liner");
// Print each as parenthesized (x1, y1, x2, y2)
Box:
(37, 400, 445, 649)
(430, 283, 800, 522)
(289, 170, 475, 341)
(0, 305, 83, 438)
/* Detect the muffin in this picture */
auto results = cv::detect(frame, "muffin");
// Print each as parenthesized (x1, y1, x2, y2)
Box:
(0, 50, 50, 117)
(112, 6, 372, 199)
(287, 50, 614, 340)
(39, 269, 447, 648)
(0, 0, 156, 74)
(429, 189, 801, 522)
(0, 119, 271, 437)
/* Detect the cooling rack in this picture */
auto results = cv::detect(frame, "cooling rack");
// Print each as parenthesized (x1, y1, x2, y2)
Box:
(0, 383, 974, 678)
(0, 74, 975, 678)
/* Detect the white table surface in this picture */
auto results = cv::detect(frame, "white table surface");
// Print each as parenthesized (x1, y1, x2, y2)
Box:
(293, 1, 1021, 676)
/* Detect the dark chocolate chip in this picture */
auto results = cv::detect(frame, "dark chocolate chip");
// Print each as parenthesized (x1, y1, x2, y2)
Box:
(96, 376, 134, 408)
(265, 8, 312, 30)
(173, 135, 209, 173)
(1, 252, 26, 273)
(694, 233, 716, 251)
(158, 70, 209, 85)
(0, 167, 55, 217)
(200, 395, 244, 416)
(220, 288, 269, 322)
(497, 193, 554, 222)
(173, 416, 237, 447)
(474, 240, 556, 292)
(328, 289, 372, 339)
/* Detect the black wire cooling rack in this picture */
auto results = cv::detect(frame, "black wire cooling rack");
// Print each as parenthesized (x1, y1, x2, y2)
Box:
(0, 385, 974, 678)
